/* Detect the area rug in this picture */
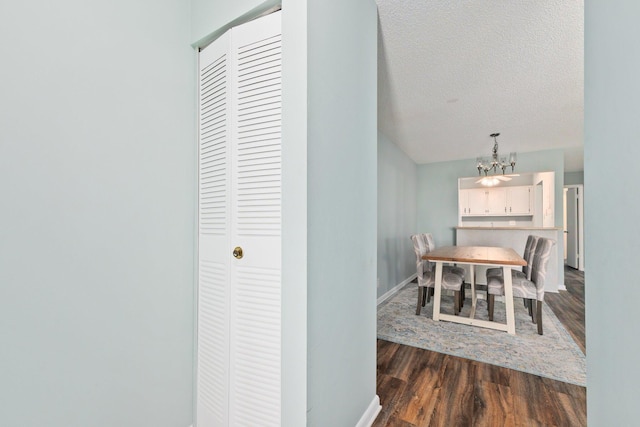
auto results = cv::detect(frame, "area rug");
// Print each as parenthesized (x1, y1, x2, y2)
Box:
(377, 284, 586, 387)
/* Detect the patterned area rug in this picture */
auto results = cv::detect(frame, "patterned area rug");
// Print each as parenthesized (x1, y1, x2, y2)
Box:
(377, 284, 586, 386)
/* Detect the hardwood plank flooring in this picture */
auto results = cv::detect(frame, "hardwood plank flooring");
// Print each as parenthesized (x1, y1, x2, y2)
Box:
(545, 266, 585, 354)
(374, 266, 586, 426)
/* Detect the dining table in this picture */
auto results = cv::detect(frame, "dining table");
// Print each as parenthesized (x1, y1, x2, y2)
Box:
(423, 245, 527, 334)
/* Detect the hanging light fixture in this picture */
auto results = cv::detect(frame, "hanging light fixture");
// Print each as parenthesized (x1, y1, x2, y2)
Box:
(475, 133, 517, 186)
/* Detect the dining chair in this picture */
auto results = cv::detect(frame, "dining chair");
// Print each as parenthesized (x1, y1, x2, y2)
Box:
(486, 234, 539, 281)
(423, 233, 466, 280)
(486, 235, 540, 311)
(486, 237, 556, 335)
(410, 233, 465, 316)
(423, 233, 467, 304)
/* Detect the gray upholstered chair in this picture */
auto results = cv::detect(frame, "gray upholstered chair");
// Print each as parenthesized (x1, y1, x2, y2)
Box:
(486, 234, 540, 311)
(411, 233, 465, 316)
(487, 237, 556, 335)
(424, 233, 467, 303)
(486, 234, 540, 281)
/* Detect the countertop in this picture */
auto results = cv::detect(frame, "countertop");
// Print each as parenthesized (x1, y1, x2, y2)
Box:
(456, 226, 563, 230)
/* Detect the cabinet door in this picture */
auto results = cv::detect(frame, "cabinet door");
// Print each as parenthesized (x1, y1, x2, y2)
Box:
(459, 189, 468, 216)
(466, 188, 488, 215)
(486, 187, 507, 215)
(508, 186, 532, 215)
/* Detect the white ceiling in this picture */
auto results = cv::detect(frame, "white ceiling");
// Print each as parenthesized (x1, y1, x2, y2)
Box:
(376, 0, 584, 171)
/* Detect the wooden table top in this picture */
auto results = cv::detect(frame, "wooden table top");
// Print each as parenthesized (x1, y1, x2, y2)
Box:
(423, 246, 526, 266)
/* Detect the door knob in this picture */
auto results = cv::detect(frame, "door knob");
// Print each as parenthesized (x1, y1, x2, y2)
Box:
(232, 246, 243, 259)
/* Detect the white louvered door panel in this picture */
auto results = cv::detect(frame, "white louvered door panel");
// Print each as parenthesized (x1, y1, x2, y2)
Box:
(229, 11, 282, 427)
(197, 10, 282, 427)
(197, 31, 231, 427)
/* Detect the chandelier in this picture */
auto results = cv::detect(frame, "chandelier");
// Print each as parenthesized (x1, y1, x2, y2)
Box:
(475, 133, 517, 186)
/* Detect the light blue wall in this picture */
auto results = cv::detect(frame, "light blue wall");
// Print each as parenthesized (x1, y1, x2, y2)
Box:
(416, 160, 467, 246)
(0, 2, 195, 427)
(564, 171, 584, 185)
(417, 149, 565, 247)
(377, 132, 418, 298)
(585, 0, 640, 423)
(306, 1, 378, 425)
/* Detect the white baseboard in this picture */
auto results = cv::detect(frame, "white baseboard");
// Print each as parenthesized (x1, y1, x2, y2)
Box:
(355, 395, 382, 427)
(377, 274, 416, 306)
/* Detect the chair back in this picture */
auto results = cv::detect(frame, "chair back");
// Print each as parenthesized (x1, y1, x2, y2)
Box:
(522, 235, 540, 280)
(410, 233, 433, 287)
(422, 233, 437, 271)
(530, 237, 556, 300)
(410, 234, 428, 260)
(424, 233, 435, 252)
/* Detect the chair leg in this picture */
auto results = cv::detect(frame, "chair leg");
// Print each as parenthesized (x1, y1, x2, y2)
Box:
(416, 287, 423, 315)
(422, 287, 428, 306)
(426, 287, 433, 304)
(536, 301, 543, 335)
(454, 290, 460, 315)
(461, 285, 465, 308)
(528, 299, 534, 318)
(488, 294, 494, 321)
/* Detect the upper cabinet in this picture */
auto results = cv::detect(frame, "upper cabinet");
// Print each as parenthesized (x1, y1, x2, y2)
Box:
(460, 186, 532, 217)
(458, 172, 553, 227)
(507, 186, 532, 215)
(459, 188, 487, 215)
(487, 188, 508, 215)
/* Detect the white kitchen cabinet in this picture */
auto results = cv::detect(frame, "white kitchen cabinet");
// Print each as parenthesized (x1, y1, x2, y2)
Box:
(487, 188, 507, 215)
(507, 186, 532, 215)
(459, 185, 532, 217)
(460, 188, 488, 216)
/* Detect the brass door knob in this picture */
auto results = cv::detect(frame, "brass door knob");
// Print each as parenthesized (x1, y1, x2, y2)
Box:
(232, 246, 243, 259)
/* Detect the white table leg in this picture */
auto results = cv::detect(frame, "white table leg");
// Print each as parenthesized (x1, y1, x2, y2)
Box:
(432, 262, 443, 321)
(469, 264, 476, 318)
(503, 266, 516, 334)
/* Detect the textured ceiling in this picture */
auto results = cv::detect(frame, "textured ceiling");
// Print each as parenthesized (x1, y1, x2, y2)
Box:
(376, 0, 584, 171)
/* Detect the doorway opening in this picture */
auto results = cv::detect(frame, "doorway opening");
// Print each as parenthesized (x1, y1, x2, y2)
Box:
(563, 185, 584, 271)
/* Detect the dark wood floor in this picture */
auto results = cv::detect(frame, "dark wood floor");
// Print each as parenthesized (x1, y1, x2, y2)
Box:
(374, 266, 586, 427)
(545, 267, 585, 354)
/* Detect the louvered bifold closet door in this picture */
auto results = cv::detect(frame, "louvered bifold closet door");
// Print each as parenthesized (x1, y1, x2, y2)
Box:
(197, 10, 282, 427)
(229, 11, 282, 427)
(197, 31, 231, 427)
